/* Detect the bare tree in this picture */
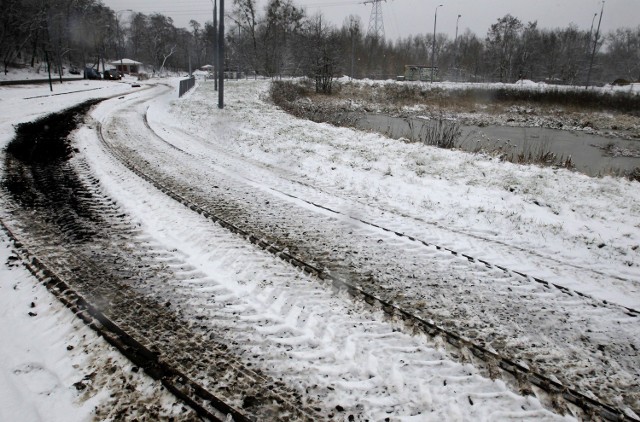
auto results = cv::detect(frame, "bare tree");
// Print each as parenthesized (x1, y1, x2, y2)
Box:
(607, 27, 640, 82)
(233, 0, 260, 75)
(486, 14, 523, 82)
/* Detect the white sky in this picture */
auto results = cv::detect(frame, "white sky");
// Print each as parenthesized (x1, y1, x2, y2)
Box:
(102, 0, 638, 41)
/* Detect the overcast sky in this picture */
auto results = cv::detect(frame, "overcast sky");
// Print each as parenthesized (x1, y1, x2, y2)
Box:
(102, 0, 639, 41)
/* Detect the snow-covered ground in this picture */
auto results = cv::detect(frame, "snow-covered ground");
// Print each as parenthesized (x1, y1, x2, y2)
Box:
(166, 79, 640, 309)
(0, 79, 195, 421)
(1, 75, 639, 420)
(333, 75, 640, 95)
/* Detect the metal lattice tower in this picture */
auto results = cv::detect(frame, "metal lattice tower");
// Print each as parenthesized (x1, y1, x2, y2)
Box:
(364, 0, 386, 40)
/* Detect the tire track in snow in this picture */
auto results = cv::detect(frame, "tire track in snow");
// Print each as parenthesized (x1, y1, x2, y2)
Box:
(0, 97, 320, 421)
(156, 82, 640, 303)
(97, 96, 639, 420)
(84, 125, 574, 420)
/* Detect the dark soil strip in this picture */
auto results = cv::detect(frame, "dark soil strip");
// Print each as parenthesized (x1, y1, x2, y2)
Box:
(1, 102, 319, 421)
(1, 220, 249, 422)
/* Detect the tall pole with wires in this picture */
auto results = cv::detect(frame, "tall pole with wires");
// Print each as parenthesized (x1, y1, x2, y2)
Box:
(586, 1, 604, 89)
(588, 12, 597, 48)
(430, 4, 443, 83)
(349, 16, 357, 80)
(218, 0, 224, 108)
(210, 0, 218, 90)
(454, 14, 461, 81)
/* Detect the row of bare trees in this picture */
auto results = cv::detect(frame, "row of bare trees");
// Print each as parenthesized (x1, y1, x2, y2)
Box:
(1, 0, 190, 76)
(342, 14, 639, 84)
(2, 0, 639, 87)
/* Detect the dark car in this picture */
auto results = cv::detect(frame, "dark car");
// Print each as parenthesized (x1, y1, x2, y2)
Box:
(84, 67, 101, 79)
(103, 69, 122, 80)
(69, 66, 80, 75)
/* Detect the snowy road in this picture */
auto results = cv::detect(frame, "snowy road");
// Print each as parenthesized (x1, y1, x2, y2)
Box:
(1, 78, 639, 420)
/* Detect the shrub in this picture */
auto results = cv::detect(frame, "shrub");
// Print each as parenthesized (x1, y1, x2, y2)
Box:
(270, 80, 312, 105)
(406, 118, 461, 149)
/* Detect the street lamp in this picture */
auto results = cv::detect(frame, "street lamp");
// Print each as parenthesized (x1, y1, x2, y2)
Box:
(210, 0, 218, 90)
(430, 4, 443, 83)
(588, 12, 598, 52)
(115, 9, 132, 76)
(218, 0, 224, 109)
(586, 1, 604, 89)
(349, 16, 357, 80)
(455, 14, 461, 81)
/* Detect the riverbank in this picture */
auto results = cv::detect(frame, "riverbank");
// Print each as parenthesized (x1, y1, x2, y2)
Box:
(271, 79, 640, 179)
(273, 79, 640, 141)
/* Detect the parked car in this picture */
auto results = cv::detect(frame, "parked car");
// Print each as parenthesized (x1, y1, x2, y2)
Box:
(84, 67, 101, 79)
(69, 66, 80, 75)
(103, 69, 122, 80)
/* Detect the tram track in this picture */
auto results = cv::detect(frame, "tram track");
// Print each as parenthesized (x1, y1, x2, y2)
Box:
(1, 99, 322, 421)
(96, 101, 640, 420)
(2, 84, 638, 420)
(0, 220, 251, 422)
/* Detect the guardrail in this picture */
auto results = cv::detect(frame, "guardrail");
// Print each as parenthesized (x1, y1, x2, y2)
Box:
(0, 77, 84, 86)
(179, 76, 196, 97)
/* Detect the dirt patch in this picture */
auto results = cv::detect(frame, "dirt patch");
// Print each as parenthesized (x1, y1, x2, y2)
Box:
(5, 100, 102, 163)
(1, 103, 320, 420)
(3, 100, 106, 241)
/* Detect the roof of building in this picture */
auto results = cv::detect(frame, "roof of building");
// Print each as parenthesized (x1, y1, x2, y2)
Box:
(109, 58, 142, 65)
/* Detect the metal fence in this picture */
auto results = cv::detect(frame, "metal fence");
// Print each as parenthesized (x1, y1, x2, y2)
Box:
(178, 76, 195, 97)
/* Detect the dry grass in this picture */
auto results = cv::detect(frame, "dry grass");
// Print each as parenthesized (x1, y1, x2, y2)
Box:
(269, 79, 632, 174)
(336, 81, 640, 116)
(406, 118, 461, 149)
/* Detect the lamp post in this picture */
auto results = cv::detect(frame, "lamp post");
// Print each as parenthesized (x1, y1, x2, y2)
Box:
(586, 1, 604, 89)
(115, 9, 132, 76)
(430, 4, 443, 83)
(210, 0, 218, 90)
(349, 16, 357, 80)
(454, 14, 461, 81)
(237, 22, 241, 78)
(588, 12, 597, 52)
(218, 0, 224, 109)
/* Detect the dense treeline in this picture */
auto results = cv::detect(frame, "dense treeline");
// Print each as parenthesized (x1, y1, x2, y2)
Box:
(2, 0, 639, 87)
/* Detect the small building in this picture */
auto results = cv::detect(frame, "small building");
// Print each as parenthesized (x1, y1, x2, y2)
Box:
(404, 65, 438, 82)
(109, 58, 142, 75)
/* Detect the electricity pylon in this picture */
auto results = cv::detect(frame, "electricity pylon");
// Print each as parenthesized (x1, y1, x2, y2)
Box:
(364, 0, 386, 40)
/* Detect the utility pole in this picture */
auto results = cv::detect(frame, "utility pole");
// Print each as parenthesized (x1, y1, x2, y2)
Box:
(210, 0, 218, 91)
(431, 4, 443, 83)
(45, 50, 53, 92)
(454, 14, 461, 81)
(586, 1, 604, 89)
(218, 0, 224, 108)
(237, 22, 241, 78)
(588, 12, 598, 53)
(350, 16, 357, 80)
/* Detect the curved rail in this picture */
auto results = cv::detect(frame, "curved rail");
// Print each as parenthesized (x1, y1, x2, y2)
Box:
(97, 120, 639, 422)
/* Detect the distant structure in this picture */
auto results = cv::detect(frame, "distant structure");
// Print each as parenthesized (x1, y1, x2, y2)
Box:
(109, 58, 142, 75)
(404, 65, 438, 82)
(364, 0, 386, 40)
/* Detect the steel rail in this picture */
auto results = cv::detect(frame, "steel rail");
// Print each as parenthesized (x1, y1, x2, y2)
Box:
(97, 121, 639, 422)
(0, 219, 253, 422)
